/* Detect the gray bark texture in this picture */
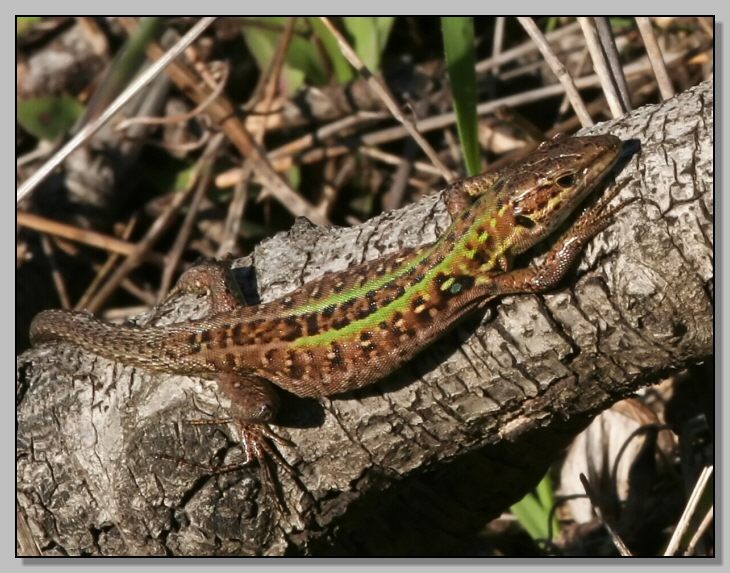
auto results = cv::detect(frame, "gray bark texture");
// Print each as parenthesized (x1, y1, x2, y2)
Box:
(16, 79, 713, 556)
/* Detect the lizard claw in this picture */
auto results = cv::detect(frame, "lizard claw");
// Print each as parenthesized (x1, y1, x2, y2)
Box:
(238, 423, 297, 514)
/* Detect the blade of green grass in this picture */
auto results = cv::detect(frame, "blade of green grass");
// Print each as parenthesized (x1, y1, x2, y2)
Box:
(441, 17, 480, 176)
(80, 17, 167, 125)
(536, 473, 561, 538)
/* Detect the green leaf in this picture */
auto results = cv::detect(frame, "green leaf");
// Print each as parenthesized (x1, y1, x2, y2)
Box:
(441, 17, 480, 176)
(510, 473, 560, 543)
(510, 491, 549, 541)
(16, 16, 41, 36)
(609, 17, 635, 31)
(545, 17, 562, 33)
(286, 164, 301, 190)
(17, 95, 85, 141)
(309, 17, 354, 84)
(343, 17, 394, 71)
(173, 163, 197, 192)
(241, 17, 329, 94)
(375, 17, 395, 48)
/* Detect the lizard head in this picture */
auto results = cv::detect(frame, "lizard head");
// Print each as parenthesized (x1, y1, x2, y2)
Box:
(496, 134, 623, 255)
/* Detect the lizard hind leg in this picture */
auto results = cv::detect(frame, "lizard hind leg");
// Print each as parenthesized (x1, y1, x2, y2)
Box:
(217, 373, 297, 506)
(161, 373, 298, 512)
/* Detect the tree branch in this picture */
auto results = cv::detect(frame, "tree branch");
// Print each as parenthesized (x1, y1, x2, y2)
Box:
(17, 80, 713, 556)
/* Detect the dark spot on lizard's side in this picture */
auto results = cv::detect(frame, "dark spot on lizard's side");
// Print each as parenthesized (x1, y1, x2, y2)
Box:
(390, 312, 405, 336)
(264, 349, 277, 364)
(376, 288, 395, 306)
(186, 333, 202, 353)
(367, 297, 379, 312)
(215, 330, 230, 349)
(305, 313, 320, 336)
(279, 321, 303, 342)
(473, 248, 491, 265)
(332, 317, 351, 330)
(232, 323, 245, 344)
(200, 330, 212, 345)
(355, 305, 374, 320)
(288, 352, 305, 379)
(379, 321, 389, 330)
(434, 273, 450, 289)
(459, 275, 475, 290)
(360, 331, 372, 341)
(323, 304, 336, 318)
(360, 340, 377, 357)
(224, 353, 236, 369)
(284, 316, 299, 326)
(414, 309, 434, 325)
(330, 341, 345, 369)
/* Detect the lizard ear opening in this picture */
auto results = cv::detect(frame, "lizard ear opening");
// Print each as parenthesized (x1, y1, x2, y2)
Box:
(515, 214, 536, 229)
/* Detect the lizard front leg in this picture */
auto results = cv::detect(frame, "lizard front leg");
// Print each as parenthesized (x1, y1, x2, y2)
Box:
(481, 183, 633, 298)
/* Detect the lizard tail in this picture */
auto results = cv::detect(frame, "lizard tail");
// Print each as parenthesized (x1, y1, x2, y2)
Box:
(29, 309, 176, 370)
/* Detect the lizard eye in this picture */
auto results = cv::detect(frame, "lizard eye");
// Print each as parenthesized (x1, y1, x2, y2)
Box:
(515, 214, 536, 229)
(556, 173, 577, 188)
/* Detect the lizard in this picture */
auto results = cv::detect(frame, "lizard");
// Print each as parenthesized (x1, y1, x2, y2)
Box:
(29, 133, 629, 491)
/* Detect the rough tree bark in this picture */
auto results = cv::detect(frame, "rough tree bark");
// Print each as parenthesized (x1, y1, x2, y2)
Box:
(16, 80, 713, 556)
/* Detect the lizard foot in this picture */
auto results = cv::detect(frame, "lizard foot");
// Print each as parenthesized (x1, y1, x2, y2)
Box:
(157, 417, 298, 514)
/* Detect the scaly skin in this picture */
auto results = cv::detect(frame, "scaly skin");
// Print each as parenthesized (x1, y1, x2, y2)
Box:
(30, 134, 626, 481)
